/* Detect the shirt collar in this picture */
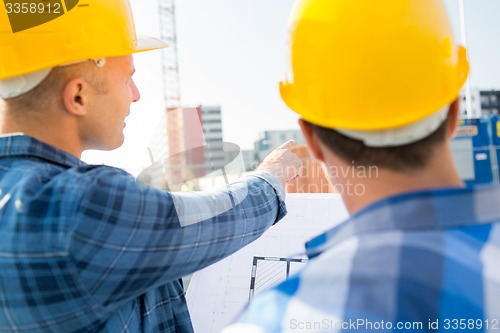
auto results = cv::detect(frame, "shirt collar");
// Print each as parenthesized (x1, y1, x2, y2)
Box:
(306, 184, 500, 259)
(0, 133, 85, 168)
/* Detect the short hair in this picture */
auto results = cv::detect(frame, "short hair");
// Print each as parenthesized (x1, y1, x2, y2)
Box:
(308, 115, 450, 173)
(4, 61, 107, 113)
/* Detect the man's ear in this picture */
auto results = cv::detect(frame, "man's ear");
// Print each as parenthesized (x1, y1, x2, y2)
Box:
(447, 98, 460, 139)
(62, 78, 89, 117)
(298, 118, 325, 162)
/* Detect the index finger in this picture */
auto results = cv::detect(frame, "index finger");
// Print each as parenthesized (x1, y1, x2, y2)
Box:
(278, 140, 296, 150)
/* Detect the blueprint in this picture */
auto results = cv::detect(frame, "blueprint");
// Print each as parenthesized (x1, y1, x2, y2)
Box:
(186, 193, 348, 333)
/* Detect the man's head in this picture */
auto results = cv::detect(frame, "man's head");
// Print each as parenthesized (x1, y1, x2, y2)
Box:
(299, 100, 460, 174)
(2, 56, 139, 151)
(0, 0, 166, 153)
(280, 0, 469, 172)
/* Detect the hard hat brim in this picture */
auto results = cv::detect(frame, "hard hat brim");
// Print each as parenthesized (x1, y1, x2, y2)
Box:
(135, 35, 168, 53)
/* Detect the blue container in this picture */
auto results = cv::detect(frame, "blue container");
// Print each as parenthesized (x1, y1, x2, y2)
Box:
(453, 117, 494, 185)
(490, 115, 500, 181)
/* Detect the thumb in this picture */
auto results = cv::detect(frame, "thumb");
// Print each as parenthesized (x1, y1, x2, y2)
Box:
(278, 140, 296, 150)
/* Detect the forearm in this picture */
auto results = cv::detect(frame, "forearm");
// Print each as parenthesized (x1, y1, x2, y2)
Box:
(70, 169, 286, 306)
(166, 173, 287, 275)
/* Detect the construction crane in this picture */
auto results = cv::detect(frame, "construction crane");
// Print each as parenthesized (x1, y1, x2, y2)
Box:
(156, 0, 185, 187)
(159, 0, 181, 108)
(154, 0, 233, 191)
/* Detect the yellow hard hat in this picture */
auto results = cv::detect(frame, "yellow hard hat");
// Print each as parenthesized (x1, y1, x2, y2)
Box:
(0, 0, 167, 80)
(280, 0, 470, 131)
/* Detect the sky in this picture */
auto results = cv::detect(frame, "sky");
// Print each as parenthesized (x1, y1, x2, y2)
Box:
(82, 0, 500, 175)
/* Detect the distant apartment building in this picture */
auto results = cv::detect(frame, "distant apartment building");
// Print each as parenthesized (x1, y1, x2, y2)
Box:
(458, 89, 500, 118)
(459, 89, 482, 118)
(145, 105, 231, 188)
(480, 90, 500, 115)
(254, 129, 305, 162)
(182, 107, 206, 179)
(201, 106, 226, 170)
(146, 106, 195, 188)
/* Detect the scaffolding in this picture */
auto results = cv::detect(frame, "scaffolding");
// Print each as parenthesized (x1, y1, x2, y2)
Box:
(158, 0, 185, 185)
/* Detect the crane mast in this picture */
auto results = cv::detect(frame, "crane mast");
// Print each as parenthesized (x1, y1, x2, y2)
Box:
(158, 0, 185, 186)
(159, 0, 181, 108)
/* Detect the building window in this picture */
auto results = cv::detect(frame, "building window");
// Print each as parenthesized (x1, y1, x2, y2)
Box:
(204, 119, 221, 124)
(205, 109, 221, 115)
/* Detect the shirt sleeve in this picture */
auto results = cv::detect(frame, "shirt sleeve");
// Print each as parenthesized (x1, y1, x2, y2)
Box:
(69, 166, 287, 308)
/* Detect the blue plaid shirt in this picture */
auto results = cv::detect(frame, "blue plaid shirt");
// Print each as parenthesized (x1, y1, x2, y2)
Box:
(225, 185, 500, 332)
(0, 134, 287, 333)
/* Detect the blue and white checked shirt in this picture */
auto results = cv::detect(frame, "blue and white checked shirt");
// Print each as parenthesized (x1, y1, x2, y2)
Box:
(225, 185, 500, 332)
(0, 134, 287, 333)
